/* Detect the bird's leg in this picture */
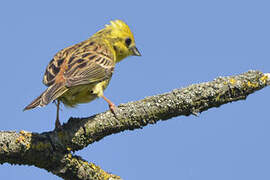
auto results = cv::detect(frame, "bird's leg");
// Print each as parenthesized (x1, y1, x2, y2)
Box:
(55, 100, 62, 130)
(101, 95, 116, 114)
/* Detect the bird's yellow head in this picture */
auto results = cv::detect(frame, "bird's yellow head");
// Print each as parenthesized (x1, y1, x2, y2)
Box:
(97, 20, 141, 62)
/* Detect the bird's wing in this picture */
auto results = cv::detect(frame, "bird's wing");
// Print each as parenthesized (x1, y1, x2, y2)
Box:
(43, 40, 115, 89)
(42, 43, 81, 87)
(43, 55, 64, 87)
(64, 41, 115, 87)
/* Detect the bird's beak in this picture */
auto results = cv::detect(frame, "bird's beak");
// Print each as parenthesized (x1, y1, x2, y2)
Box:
(130, 46, 141, 56)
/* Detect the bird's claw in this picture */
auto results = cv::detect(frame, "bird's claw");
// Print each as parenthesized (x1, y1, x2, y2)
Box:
(109, 103, 117, 115)
(55, 118, 63, 130)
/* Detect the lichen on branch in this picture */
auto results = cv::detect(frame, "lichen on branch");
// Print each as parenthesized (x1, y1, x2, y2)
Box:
(0, 70, 269, 180)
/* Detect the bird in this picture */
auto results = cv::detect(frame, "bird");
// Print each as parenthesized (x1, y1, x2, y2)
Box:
(23, 20, 141, 129)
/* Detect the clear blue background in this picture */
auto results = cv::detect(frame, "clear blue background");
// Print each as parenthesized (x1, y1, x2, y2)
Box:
(0, 0, 269, 179)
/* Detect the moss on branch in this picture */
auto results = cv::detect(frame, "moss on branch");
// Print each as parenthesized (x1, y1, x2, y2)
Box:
(0, 70, 268, 179)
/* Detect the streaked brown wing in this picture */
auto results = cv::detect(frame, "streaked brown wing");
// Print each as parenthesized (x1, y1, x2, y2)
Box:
(42, 42, 83, 87)
(64, 41, 115, 87)
(43, 56, 64, 86)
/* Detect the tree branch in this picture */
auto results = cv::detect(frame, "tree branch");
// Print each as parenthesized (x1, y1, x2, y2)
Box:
(0, 70, 269, 179)
(0, 131, 121, 180)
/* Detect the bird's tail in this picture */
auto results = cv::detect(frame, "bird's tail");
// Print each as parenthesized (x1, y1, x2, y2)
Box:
(23, 83, 68, 111)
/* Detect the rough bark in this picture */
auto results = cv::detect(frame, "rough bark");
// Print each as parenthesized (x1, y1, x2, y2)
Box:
(0, 70, 269, 180)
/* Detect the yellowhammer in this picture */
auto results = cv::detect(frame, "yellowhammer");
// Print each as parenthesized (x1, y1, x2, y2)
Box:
(24, 20, 141, 129)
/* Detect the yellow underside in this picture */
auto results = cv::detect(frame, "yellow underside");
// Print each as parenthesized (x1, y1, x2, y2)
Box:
(58, 80, 110, 107)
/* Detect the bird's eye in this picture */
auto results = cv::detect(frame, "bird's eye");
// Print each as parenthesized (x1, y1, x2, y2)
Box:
(125, 38, 132, 47)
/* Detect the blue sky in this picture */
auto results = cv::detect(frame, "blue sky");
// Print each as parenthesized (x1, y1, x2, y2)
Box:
(1, 0, 270, 179)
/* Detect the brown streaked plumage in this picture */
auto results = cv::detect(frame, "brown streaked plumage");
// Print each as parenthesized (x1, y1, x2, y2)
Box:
(24, 20, 141, 129)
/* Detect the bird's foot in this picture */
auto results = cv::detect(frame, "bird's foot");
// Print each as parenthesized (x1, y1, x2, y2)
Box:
(55, 118, 63, 130)
(109, 103, 117, 115)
